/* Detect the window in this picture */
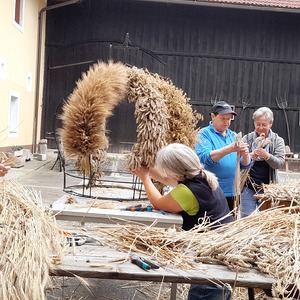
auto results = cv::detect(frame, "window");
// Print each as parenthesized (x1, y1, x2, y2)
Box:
(8, 91, 20, 137)
(13, 0, 25, 31)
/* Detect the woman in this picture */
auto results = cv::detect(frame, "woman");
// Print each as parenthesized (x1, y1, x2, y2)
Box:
(240, 107, 285, 217)
(131, 143, 233, 300)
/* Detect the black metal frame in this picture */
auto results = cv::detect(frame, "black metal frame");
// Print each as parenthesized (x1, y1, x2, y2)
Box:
(61, 159, 145, 201)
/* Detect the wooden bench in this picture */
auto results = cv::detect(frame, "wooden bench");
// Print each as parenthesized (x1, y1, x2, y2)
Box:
(285, 145, 293, 158)
(285, 157, 300, 172)
(283, 145, 300, 172)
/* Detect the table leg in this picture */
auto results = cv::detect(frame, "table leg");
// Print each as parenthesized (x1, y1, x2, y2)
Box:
(170, 283, 177, 300)
(248, 287, 255, 300)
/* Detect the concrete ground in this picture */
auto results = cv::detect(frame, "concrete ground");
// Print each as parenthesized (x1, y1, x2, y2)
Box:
(4, 150, 300, 300)
(6, 149, 300, 204)
(6, 150, 66, 206)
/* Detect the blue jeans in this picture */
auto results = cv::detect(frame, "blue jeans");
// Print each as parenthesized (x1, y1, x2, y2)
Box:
(187, 284, 231, 300)
(240, 186, 259, 218)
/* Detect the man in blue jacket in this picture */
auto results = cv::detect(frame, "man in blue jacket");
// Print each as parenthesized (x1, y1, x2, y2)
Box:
(195, 101, 252, 211)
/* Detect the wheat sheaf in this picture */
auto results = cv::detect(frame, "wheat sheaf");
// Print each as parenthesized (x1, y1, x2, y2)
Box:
(60, 60, 202, 177)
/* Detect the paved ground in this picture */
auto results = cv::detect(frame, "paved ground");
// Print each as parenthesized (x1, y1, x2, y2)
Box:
(4, 150, 300, 300)
(6, 150, 300, 204)
(6, 150, 66, 206)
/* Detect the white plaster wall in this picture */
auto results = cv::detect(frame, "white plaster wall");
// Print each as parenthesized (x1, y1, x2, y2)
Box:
(0, 0, 46, 151)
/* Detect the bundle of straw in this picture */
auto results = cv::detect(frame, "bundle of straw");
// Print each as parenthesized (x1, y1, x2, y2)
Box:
(151, 73, 202, 148)
(126, 67, 202, 170)
(96, 207, 300, 299)
(60, 60, 128, 175)
(126, 67, 169, 169)
(233, 132, 242, 217)
(0, 152, 18, 166)
(259, 179, 300, 207)
(61, 61, 202, 175)
(0, 180, 66, 300)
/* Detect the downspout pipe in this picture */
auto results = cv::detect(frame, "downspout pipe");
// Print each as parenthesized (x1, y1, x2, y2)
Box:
(33, 0, 82, 154)
(135, 0, 300, 14)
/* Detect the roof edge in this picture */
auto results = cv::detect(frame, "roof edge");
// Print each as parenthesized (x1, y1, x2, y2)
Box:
(135, 0, 300, 14)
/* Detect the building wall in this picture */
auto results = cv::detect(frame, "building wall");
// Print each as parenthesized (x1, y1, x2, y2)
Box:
(44, 0, 300, 153)
(0, 0, 46, 152)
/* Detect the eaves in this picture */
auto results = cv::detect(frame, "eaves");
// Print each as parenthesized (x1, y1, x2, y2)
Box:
(134, 0, 300, 14)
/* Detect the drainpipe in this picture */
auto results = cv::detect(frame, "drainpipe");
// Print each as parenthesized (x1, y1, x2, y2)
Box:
(33, 0, 82, 154)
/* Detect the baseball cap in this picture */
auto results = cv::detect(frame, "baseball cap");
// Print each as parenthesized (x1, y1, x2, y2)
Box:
(211, 101, 237, 116)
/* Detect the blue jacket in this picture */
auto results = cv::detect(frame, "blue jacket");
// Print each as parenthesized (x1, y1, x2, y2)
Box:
(195, 122, 251, 197)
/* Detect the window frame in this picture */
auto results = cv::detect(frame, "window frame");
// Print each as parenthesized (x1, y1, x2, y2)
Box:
(8, 90, 21, 137)
(13, 0, 25, 32)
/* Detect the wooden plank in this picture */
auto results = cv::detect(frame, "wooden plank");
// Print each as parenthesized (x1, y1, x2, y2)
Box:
(52, 195, 183, 227)
(50, 243, 275, 289)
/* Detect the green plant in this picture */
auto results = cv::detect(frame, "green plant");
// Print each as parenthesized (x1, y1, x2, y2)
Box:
(11, 145, 23, 151)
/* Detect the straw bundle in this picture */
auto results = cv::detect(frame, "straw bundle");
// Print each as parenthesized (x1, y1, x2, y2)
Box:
(0, 152, 18, 166)
(126, 67, 169, 169)
(0, 180, 66, 300)
(61, 61, 201, 175)
(96, 207, 300, 299)
(258, 179, 300, 207)
(150, 73, 202, 148)
(126, 67, 202, 170)
(96, 223, 195, 269)
(60, 60, 128, 175)
(75, 148, 107, 183)
(233, 132, 242, 217)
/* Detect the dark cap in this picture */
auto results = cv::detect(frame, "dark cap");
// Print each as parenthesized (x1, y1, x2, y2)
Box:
(211, 101, 237, 116)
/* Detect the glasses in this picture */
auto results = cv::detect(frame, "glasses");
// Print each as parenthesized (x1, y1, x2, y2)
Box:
(254, 122, 270, 128)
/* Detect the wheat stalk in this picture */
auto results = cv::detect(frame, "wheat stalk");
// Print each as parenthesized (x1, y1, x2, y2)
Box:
(95, 206, 300, 299)
(0, 180, 66, 300)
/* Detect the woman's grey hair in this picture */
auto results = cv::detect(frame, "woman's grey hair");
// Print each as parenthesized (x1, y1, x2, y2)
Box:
(253, 107, 274, 123)
(156, 143, 219, 190)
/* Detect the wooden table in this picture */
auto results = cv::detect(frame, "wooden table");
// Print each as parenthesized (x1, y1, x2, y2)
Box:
(51, 196, 275, 299)
(50, 231, 275, 300)
(52, 195, 183, 227)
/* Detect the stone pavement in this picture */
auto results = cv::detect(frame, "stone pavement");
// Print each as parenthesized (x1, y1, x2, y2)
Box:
(6, 149, 66, 206)
(5, 149, 300, 206)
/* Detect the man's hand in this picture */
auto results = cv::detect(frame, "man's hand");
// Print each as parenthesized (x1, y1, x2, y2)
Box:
(231, 141, 249, 156)
(211, 141, 250, 162)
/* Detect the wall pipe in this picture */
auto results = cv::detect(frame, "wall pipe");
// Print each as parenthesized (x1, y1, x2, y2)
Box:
(33, 0, 82, 154)
(135, 0, 300, 14)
